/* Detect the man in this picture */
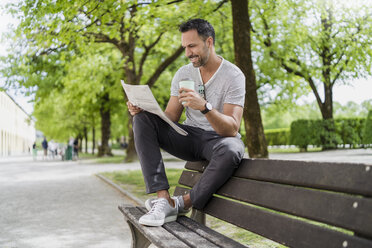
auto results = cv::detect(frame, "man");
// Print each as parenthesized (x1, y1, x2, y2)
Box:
(127, 18, 245, 226)
(42, 137, 48, 160)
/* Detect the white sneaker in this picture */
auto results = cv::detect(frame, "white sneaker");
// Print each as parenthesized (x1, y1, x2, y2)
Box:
(174, 195, 191, 215)
(139, 198, 178, 226)
(145, 196, 190, 216)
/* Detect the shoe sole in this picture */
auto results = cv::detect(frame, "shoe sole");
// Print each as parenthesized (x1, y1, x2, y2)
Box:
(139, 215, 178, 227)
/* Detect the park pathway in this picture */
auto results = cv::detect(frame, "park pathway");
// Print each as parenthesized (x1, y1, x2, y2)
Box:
(0, 155, 145, 248)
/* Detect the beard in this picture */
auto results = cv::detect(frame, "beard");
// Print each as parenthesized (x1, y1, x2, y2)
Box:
(189, 44, 210, 68)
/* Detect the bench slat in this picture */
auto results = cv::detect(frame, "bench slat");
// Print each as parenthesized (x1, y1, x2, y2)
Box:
(178, 170, 372, 237)
(236, 159, 372, 197)
(204, 197, 372, 248)
(220, 177, 372, 238)
(118, 205, 190, 248)
(163, 221, 220, 248)
(176, 216, 246, 248)
(185, 160, 372, 197)
(119, 204, 239, 248)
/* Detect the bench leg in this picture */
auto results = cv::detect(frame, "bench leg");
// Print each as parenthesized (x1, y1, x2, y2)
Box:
(127, 221, 151, 248)
(190, 209, 206, 225)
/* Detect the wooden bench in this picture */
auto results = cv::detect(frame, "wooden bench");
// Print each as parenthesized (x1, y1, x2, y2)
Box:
(118, 159, 372, 248)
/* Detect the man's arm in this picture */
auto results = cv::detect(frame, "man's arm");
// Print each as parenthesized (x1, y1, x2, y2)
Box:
(204, 104, 243, 137)
(164, 96, 184, 122)
(179, 88, 243, 137)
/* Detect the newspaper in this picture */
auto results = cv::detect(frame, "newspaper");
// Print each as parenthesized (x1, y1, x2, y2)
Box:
(121, 80, 188, 136)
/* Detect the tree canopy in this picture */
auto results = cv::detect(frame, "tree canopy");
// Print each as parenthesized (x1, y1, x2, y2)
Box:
(0, 0, 371, 157)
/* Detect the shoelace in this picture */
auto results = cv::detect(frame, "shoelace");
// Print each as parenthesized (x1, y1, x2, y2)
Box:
(148, 199, 167, 215)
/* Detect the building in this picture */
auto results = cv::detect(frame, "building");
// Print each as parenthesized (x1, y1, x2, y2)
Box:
(0, 91, 35, 156)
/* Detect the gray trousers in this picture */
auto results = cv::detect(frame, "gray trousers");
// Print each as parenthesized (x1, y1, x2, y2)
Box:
(133, 111, 245, 210)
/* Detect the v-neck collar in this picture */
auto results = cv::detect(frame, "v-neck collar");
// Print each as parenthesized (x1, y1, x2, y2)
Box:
(198, 56, 224, 86)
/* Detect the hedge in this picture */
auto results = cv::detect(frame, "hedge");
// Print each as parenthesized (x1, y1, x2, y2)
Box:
(290, 118, 366, 150)
(241, 116, 369, 150)
(363, 110, 372, 146)
(265, 128, 290, 146)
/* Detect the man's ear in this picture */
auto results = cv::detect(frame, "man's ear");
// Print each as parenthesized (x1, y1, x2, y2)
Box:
(207, 37, 213, 48)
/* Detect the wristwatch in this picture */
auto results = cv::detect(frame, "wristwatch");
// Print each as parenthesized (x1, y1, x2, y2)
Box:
(201, 102, 212, 114)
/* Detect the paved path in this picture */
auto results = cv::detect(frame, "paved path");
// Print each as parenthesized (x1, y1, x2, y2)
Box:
(269, 148, 372, 164)
(1, 148, 371, 248)
(0, 156, 153, 248)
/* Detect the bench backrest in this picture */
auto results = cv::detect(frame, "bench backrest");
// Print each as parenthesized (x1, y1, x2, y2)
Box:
(174, 159, 372, 248)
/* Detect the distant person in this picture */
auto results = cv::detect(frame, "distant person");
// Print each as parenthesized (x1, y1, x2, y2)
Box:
(32, 142, 38, 161)
(66, 137, 74, 161)
(48, 140, 58, 159)
(120, 136, 128, 149)
(73, 138, 79, 160)
(41, 137, 48, 160)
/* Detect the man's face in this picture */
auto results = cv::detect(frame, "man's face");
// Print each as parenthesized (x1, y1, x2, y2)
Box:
(181, 29, 211, 68)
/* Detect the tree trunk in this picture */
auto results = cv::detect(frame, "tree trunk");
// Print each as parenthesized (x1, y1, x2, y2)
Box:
(125, 117, 137, 162)
(231, 0, 268, 158)
(320, 83, 333, 120)
(92, 125, 96, 155)
(98, 92, 113, 157)
(84, 126, 88, 154)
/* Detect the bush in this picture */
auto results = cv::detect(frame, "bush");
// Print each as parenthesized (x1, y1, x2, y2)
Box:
(265, 128, 290, 146)
(290, 118, 367, 150)
(290, 120, 313, 151)
(316, 119, 341, 150)
(363, 110, 372, 146)
(336, 118, 365, 148)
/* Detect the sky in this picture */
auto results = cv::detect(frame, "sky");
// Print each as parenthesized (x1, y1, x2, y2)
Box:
(0, 1, 371, 116)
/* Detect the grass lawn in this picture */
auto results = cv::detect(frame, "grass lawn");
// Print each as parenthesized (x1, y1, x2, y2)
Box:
(268, 146, 322, 153)
(101, 169, 285, 248)
(79, 153, 126, 163)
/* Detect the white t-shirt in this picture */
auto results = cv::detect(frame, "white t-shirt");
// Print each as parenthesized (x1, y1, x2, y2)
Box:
(171, 56, 245, 131)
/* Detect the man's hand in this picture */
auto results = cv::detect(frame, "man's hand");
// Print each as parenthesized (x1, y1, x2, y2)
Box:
(127, 101, 143, 116)
(178, 88, 206, 111)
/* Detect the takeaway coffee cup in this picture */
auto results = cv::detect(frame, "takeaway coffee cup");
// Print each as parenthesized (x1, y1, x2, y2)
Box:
(179, 78, 195, 105)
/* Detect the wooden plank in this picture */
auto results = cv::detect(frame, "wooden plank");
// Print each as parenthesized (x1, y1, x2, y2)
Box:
(163, 221, 219, 248)
(177, 216, 247, 248)
(178, 170, 201, 187)
(204, 197, 372, 248)
(174, 186, 191, 196)
(118, 205, 190, 248)
(185, 161, 209, 172)
(234, 159, 372, 197)
(218, 177, 372, 238)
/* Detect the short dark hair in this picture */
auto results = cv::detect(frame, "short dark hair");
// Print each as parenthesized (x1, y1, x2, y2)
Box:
(179, 18, 215, 45)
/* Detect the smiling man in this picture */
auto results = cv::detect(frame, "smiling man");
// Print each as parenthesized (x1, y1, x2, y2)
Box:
(127, 18, 246, 227)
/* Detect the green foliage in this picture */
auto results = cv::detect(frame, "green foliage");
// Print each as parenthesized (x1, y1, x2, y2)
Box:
(251, 0, 372, 118)
(290, 120, 313, 151)
(262, 102, 321, 129)
(1, 0, 230, 145)
(335, 118, 365, 148)
(363, 110, 372, 145)
(313, 119, 342, 150)
(265, 128, 290, 146)
(290, 118, 367, 150)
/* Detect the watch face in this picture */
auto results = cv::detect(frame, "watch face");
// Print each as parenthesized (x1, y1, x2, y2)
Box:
(206, 102, 212, 111)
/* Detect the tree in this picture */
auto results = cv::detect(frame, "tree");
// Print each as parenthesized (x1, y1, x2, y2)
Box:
(253, 0, 372, 120)
(3, 0, 228, 160)
(231, 0, 268, 158)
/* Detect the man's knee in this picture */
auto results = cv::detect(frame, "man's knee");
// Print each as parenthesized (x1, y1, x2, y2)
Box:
(133, 112, 153, 133)
(213, 138, 244, 165)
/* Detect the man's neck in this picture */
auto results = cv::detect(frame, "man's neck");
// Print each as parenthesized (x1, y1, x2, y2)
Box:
(200, 53, 222, 75)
